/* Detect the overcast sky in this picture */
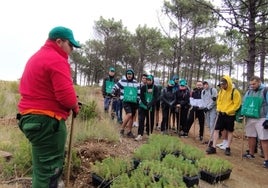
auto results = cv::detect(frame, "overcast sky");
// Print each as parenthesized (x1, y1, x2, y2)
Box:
(0, 0, 167, 81)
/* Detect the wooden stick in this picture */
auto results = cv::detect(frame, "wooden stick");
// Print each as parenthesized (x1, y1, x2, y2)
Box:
(66, 113, 75, 188)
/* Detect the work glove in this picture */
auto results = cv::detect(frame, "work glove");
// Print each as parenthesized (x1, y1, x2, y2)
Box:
(203, 108, 209, 113)
(72, 105, 80, 118)
(263, 120, 268, 129)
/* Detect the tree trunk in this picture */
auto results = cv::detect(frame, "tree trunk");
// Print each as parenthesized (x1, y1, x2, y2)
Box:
(246, 0, 257, 82)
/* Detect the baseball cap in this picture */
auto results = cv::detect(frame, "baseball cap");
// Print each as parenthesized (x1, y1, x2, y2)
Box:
(48, 26, 81, 48)
(168, 80, 175, 86)
(146, 75, 153, 80)
(179, 79, 187, 86)
(109, 67, 115, 72)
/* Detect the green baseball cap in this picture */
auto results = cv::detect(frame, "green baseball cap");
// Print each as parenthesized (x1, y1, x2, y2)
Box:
(48, 26, 81, 48)
(179, 79, 187, 86)
(109, 67, 115, 72)
(146, 75, 153, 80)
(168, 80, 175, 86)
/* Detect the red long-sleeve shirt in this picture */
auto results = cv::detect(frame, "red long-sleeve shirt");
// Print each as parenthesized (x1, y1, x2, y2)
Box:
(18, 40, 77, 120)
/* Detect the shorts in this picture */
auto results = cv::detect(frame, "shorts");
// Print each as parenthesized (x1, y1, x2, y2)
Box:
(245, 118, 268, 140)
(215, 114, 235, 132)
(123, 102, 138, 116)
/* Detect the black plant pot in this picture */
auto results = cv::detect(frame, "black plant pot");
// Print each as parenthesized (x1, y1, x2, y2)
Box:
(133, 158, 141, 169)
(200, 169, 232, 184)
(183, 175, 199, 188)
(91, 173, 111, 188)
(171, 150, 181, 157)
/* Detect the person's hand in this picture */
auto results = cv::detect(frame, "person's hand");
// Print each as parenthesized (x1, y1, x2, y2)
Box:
(220, 112, 227, 116)
(212, 97, 217, 101)
(72, 105, 79, 118)
(147, 102, 153, 109)
(238, 116, 244, 121)
(203, 108, 209, 113)
(176, 104, 181, 108)
(263, 120, 268, 129)
(193, 106, 199, 111)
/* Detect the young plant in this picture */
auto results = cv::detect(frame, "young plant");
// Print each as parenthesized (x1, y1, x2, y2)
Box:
(91, 157, 131, 180)
(197, 157, 233, 175)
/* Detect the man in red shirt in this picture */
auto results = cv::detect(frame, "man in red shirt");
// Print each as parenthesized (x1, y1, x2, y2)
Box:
(18, 26, 80, 188)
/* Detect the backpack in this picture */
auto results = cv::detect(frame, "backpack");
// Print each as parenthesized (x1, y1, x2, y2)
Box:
(202, 88, 213, 96)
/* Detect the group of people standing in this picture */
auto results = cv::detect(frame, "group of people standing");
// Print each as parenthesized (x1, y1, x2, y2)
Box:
(103, 69, 268, 169)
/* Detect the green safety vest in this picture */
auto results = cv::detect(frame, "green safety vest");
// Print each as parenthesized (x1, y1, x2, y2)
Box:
(105, 80, 115, 94)
(140, 85, 153, 110)
(123, 84, 138, 103)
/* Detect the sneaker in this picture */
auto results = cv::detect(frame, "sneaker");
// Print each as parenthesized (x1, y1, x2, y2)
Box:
(206, 146, 216, 154)
(57, 179, 65, 188)
(135, 135, 142, 141)
(127, 131, 135, 138)
(263, 160, 268, 168)
(133, 122, 139, 127)
(216, 141, 225, 148)
(219, 143, 228, 150)
(120, 129, 124, 136)
(242, 153, 255, 159)
(225, 147, 231, 156)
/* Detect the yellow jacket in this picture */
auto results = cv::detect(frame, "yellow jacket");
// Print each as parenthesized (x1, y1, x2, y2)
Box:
(217, 75, 242, 116)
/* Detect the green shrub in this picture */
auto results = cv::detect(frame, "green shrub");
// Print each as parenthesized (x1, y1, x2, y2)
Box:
(78, 100, 98, 120)
(0, 139, 32, 178)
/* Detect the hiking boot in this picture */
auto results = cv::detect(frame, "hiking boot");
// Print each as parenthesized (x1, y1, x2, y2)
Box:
(179, 132, 188, 137)
(225, 147, 231, 156)
(242, 153, 255, 159)
(127, 131, 135, 138)
(209, 141, 213, 147)
(204, 141, 213, 147)
(206, 146, 216, 154)
(120, 129, 124, 136)
(135, 135, 142, 141)
(263, 160, 268, 168)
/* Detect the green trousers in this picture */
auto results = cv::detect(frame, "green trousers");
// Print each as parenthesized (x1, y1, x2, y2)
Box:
(19, 114, 67, 188)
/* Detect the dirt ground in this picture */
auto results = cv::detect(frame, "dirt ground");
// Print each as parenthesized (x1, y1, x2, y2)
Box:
(1, 110, 268, 188)
(71, 122, 268, 188)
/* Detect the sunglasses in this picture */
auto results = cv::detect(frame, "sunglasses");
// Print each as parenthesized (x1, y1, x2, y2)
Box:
(61, 39, 73, 48)
(67, 41, 73, 48)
